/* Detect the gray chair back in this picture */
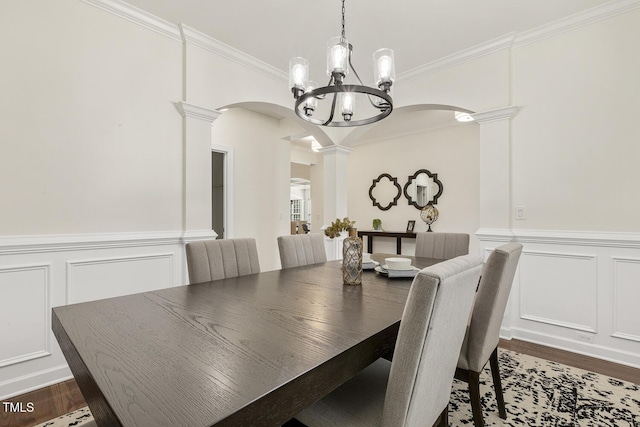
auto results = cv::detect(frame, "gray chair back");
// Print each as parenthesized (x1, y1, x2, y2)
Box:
(382, 254, 483, 427)
(185, 238, 260, 284)
(277, 233, 327, 269)
(415, 232, 470, 259)
(458, 243, 523, 372)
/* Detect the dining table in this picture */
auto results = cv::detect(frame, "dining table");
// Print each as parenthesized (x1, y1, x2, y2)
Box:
(52, 253, 441, 427)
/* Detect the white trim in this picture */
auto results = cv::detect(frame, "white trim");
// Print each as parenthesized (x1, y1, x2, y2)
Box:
(506, 327, 640, 369)
(211, 144, 235, 239)
(397, 34, 516, 84)
(0, 364, 73, 401)
(175, 101, 222, 122)
(513, 0, 640, 48)
(78, 0, 181, 41)
(478, 227, 640, 248)
(471, 106, 519, 123)
(397, 0, 640, 83)
(519, 250, 598, 333)
(0, 264, 52, 368)
(182, 229, 218, 242)
(180, 24, 288, 84)
(611, 256, 640, 343)
(513, 229, 640, 248)
(66, 253, 174, 304)
(475, 228, 515, 242)
(0, 230, 216, 254)
(318, 145, 353, 155)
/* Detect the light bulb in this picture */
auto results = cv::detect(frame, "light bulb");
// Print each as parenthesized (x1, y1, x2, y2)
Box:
(377, 55, 392, 81)
(330, 44, 347, 72)
(292, 64, 306, 87)
(342, 93, 354, 114)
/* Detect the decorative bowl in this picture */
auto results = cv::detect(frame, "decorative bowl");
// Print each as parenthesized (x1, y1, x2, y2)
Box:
(384, 257, 413, 270)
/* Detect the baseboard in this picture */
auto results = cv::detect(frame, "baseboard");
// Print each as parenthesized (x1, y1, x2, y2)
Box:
(508, 327, 640, 370)
(0, 365, 72, 401)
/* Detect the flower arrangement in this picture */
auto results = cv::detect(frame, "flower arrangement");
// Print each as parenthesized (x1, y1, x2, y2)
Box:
(324, 217, 356, 238)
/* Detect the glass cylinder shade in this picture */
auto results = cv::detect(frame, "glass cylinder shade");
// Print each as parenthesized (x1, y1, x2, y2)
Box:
(373, 48, 395, 89)
(303, 81, 318, 115)
(340, 92, 354, 121)
(326, 36, 349, 76)
(342, 228, 363, 286)
(289, 57, 309, 91)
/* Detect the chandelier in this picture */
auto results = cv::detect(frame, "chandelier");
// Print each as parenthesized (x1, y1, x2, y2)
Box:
(289, 0, 395, 127)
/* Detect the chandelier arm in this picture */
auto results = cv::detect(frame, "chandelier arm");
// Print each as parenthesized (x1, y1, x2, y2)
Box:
(322, 92, 338, 126)
(348, 46, 387, 110)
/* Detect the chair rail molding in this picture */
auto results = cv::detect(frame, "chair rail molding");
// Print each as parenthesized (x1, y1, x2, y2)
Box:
(0, 230, 215, 255)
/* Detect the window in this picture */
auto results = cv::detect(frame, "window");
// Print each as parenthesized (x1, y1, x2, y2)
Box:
(290, 199, 302, 221)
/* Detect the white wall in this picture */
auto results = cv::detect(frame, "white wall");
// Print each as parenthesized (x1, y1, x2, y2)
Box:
(0, 0, 183, 235)
(347, 122, 480, 255)
(211, 109, 290, 271)
(511, 8, 640, 231)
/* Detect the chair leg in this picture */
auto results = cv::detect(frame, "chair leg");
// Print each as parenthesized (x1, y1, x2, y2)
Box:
(434, 404, 449, 427)
(468, 370, 485, 427)
(489, 347, 507, 419)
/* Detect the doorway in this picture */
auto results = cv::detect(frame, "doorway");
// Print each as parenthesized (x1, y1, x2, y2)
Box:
(212, 151, 225, 238)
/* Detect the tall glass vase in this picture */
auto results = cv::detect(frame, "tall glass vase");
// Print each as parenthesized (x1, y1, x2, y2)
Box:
(342, 228, 363, 285)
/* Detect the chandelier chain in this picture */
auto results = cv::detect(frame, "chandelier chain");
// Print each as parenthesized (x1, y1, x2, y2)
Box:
(341, 0, 346, 42)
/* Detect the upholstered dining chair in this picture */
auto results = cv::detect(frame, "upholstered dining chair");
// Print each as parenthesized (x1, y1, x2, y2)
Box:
(294, 254, 483, 427)
(185, 238, 260, 284)
(277, 233, 327, 269)
(415, 232, 470, 260)
(455, 242, 523, 427)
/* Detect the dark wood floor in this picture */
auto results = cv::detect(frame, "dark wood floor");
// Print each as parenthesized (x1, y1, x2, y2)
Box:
(2, 339, 638, 427)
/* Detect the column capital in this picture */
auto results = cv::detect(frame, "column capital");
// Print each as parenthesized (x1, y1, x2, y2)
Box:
(317, 145, 353, 155)
(472, 106, 519, 123)
(175, 101, 222, 123)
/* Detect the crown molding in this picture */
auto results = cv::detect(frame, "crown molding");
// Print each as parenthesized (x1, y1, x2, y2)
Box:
(513, 0, 640, 48)
(397, 0, 640, 83)
(397, 33, 516, 85)
(175, 101, 222, 122)
(471, 106, 519, 123)
(180, 25, 288, 85)
(78, 0, 181, 41)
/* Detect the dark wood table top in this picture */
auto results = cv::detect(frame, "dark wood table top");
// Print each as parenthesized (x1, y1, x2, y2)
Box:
(52, 255, 441, 427)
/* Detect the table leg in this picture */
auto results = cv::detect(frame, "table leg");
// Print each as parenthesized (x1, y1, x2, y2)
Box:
(396, 238, 401, 254)
(367, 236, 373, 254)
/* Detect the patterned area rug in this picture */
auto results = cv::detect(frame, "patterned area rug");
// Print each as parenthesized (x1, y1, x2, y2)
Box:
(35, 350, 639, 427)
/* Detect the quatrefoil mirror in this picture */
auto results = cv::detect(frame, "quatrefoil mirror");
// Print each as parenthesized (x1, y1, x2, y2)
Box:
(369, 173, 402, 211)
(403, 169, 443, 209)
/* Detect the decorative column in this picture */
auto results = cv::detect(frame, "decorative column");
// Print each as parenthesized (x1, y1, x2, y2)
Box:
(175, 101, 221, 241)
(472, 105, 518, 338)
(472, 106, 519, 234)
(318, 145, 352, 260)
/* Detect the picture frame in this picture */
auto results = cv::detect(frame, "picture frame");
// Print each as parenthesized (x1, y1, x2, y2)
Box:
(406, 220, 416, 233)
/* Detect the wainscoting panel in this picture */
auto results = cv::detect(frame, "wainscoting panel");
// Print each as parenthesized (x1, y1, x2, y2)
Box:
(477, 228, 640, 369)
(519, 250, 597, 333)
(611, 257, 640, 343)
(67, 254, 174, 304)
(0, 264, 51, 368)
(0, 230, 214, 400)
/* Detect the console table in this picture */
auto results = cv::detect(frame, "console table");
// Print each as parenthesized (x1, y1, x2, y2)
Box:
(357, 230, 417, 255)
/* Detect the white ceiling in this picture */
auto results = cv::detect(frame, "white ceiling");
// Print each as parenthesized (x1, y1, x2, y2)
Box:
(124, 0, 609, 84)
